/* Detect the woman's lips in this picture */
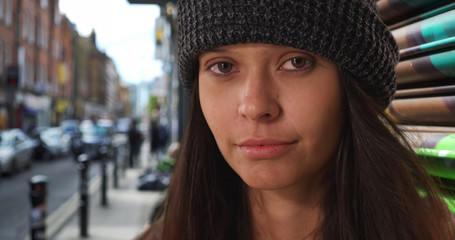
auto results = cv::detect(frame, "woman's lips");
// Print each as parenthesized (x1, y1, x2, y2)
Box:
(237, 139, 295, 159)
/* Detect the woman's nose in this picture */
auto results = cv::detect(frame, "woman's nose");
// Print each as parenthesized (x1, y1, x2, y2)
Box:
(238, 73, 280, 121)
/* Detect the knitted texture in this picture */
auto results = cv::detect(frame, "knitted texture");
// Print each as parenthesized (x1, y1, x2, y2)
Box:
(177, 0, 399, 108)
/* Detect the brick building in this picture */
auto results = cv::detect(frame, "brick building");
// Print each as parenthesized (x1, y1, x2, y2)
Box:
(50, 0, 74, 124)
(0, 0, 123, 129)
(0, 0, 16, 129)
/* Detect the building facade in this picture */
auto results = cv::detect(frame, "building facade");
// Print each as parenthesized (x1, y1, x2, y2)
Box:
(0, 0, 16, 129)
(0, 0, 124, 130)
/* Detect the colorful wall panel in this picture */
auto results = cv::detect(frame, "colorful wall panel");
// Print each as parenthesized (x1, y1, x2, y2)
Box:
(379, 0, 455, 126)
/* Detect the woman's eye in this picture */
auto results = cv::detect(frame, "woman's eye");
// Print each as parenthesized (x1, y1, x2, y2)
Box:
(209, 62, 235, 75)
(280, 56, 313, 71)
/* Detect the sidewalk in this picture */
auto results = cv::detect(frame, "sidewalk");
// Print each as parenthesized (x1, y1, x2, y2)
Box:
(51, 141, 165, 240)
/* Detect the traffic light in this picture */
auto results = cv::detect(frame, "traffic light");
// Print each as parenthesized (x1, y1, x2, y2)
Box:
(6, 65, 19, 88)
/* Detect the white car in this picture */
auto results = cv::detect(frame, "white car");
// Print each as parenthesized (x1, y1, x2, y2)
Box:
(39, 127, 72, 158)
(0, 129, 37, 174)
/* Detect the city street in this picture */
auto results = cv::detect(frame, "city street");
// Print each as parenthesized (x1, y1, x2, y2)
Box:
(0, 156, 101, 240)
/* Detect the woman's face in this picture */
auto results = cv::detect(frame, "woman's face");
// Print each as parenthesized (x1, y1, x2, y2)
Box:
(198, 43, 345, 191)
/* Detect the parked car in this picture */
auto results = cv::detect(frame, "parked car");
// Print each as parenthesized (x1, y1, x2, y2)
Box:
(80, 119, 114, 160)
(31, 127, 72, 160)
(96, 119, 115, 142)
(60, 120, 83, 158)
(0, 129, 37, 174)
(60, 119, 80, 132)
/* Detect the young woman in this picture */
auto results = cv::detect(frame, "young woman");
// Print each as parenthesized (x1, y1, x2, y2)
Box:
(138, 0, 455, 239)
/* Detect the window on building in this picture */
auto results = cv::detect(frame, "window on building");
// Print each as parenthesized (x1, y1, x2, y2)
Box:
(53, 41, 57, 59)
(0, 0, 4, 21)
(22, 13, 28, 40)
(37, 21, 42, 48)
(42, 27, 47, 50)
(5, 46, 11, 66)
(54, 8, 61, 26)
(54, 40, 61, 60)
(44, 28, 49, 50)
(40, 0, 48, 9)
(62, 47, 66, 60)
(30, 16, 35, 44)
(5, 0, 11, 27)
(40, 26, 48, 51)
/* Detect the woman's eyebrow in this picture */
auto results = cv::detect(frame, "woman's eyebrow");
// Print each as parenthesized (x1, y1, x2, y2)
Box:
(200, 48, 231, 58)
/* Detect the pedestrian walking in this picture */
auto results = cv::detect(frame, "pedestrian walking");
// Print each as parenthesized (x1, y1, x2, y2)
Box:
(137, 0, 454, 239)
(128, 119, 143, 168)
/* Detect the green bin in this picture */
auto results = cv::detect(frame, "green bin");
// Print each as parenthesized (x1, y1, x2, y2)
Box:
(414, 134, 455, 213)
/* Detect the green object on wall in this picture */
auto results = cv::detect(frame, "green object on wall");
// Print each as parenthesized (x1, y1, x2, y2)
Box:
(430, 50, 455, 77)
(415, 134, 455, 179)
(436, 134, 455, 151)
(422, 10, 455, 44)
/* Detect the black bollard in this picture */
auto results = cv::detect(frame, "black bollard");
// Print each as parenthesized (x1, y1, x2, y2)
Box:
(113, 145, 119, 189)
(78, 154, 90, 237)
(100, 146, 108, 206)
(29, 175, 48, 240)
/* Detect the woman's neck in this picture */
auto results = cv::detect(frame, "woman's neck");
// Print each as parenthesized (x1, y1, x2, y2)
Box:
(248, 182, 327, 240)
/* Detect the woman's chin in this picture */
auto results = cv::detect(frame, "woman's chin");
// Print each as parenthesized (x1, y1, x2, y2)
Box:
(240, 171, 295, 191)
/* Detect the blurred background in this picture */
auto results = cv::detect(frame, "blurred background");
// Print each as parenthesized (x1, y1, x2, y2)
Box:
(0, 0, 186, 142)
(0, 0, 455, 239)
(0, 1, 183, 239)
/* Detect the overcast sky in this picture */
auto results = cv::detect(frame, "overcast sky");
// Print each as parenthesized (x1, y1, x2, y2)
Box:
(59, 0, 162, 84)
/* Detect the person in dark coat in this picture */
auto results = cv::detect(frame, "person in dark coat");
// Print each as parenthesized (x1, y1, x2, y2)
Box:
(128, 119, 143, 168)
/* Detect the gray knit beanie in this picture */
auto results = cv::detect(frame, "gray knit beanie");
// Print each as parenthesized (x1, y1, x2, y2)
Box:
(177, 0, 399, 108)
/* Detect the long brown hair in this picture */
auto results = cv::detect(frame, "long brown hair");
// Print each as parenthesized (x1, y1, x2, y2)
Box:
(161, 78, 251, 239)
(158, 68, 454, 240)
(320, 69, 454, 240)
